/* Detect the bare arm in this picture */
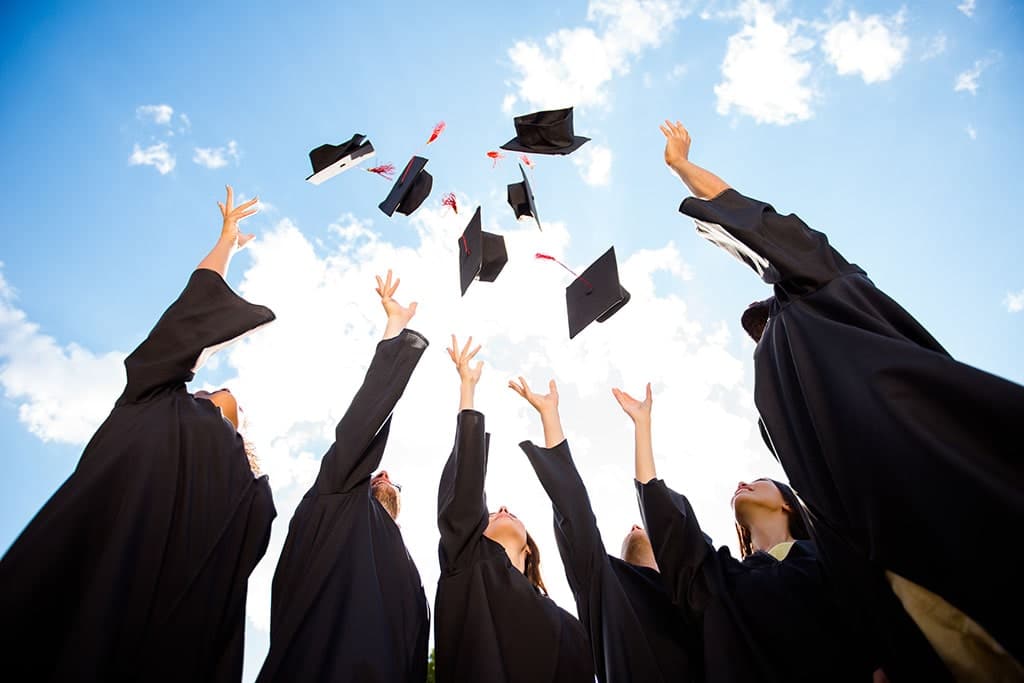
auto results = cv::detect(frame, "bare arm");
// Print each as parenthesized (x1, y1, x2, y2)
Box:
(660, 121, 731, 200)
(197, 185, 258, 277)
(612, 383, 656, 483)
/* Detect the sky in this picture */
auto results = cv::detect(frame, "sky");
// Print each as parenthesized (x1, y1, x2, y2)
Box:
(1, 0, 1022, 679)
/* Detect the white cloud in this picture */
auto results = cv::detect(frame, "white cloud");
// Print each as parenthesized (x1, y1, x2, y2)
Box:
(220, 199, 776, 639)
(503, 0, 691, 111)
(714, 0, 816, 126)
(966, 124, 977, 140)
(1004, 289, 1024, 313)
(958, 0, 976, 18)
(0, 266, 126, 445)
(822, 10, 908, 83)
(921, 33, 948, 61)
(136, 104, 174, 125)
(573, 143, 614, 186)
(129, 142, 175, 175)
(193, 140, 240, 169)
(955, 58, 989, 95)
(668, 62, 689, 80)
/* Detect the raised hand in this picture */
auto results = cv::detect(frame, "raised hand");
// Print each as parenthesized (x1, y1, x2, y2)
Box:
(376, 270, 418, 338)
(659, 120, 691, 172)
(508, 376, 559, 416)
(448, 335, 483, 386)
(217, 185, 258, 249)
(612, 383, 652, 425)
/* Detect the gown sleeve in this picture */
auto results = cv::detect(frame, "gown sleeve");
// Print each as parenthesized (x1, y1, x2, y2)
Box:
(313, 329, 428, 495)
(679, 189, 855, 295)
(520, 440, 606, 605)
(117, 268, 276, 405)
(437, 409, 489, 574)
(635, 478, 717, 619)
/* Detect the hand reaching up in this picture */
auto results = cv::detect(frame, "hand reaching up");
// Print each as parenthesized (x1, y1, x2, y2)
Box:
(448, 335, 483, 386)
(612, 383, 652, 425)
(508, 376, 559, 416)
(217, 185, 258, 250)
(376, 270, 418, 338)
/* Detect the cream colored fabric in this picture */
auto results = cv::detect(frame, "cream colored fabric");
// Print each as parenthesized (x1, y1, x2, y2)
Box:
(886, 571, 1023, 683)
(767, 540, 796, 561)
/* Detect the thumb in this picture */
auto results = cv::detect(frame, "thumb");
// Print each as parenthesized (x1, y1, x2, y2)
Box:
(408, 301, 418, 316)
(238, 233, 255, 248)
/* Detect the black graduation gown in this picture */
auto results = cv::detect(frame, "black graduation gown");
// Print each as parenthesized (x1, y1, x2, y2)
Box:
(434, 410, 594, 683)
(520, 439, 699, 683)
(680, 189, 1024, 670)
(257, 329, 429, 683)
(0, 268, 277, 682)
(637, 478, 872, 683)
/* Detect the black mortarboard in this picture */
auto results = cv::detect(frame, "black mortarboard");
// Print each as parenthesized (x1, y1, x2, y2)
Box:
(379, 156, 433, 217)
(507, 163, 541, 230)
(566, 247, 630, 339)
(500, 107, 590, 155)
(306, 134, 375, 185)
(458, 206, 508, 296)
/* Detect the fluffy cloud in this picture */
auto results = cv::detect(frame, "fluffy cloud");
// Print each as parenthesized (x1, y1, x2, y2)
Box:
(572, 143, 614, 186)
(218, 198, 777, 643)
(0, 267, 126, 445)
(193, 140, 240, 169)
(503, 0, 691, 112)
(955, 59, 989, 95)
(966, 124, 977, 140)
(136, 104, 174, 125)
(1004, 289, 1024, 313)
(822, 10, 908, 83)
(129, 142, 175, 175)
(958, 0, 976, 18)
(921, 33, 948, 61)
(714, 0, 816, 125)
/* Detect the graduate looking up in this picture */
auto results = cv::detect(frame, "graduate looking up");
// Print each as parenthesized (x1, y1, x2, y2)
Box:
(434, 337, 594, 683)
(662, 118, 1024, 682)
(615, 382, 874, 683)
(0, 186, 277, 682)
(511, 376, 700, 683)
(256, 270, 429, 683)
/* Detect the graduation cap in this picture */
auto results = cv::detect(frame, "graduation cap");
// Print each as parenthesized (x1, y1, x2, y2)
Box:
(507, 163, 541, 231)
(565, 247, 630, 339)
(500, 107, 590, 156)
(306, 134, 375, 185)
(379, 156, 433, 217)
(458, 206, 508, 296)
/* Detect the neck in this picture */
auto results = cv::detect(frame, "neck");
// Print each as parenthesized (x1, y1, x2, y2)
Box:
(493, 536, 527, 574)
(746, 513, 794, 555)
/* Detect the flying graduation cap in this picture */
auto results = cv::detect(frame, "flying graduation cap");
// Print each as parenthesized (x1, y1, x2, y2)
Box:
(458, 207, 508, 296)
(564, 247, 631, 339)
(500, 107, 590, 156)
(306, 134, 375, 185)
(379, 156, 433, 217)
(507, 163, 541, 231)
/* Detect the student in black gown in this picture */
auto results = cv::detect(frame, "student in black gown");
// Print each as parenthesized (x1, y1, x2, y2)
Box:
(510, 375, 699, 683)
(661, 119, 1024, 682)
(257, 270, 429, 683)
(434, 336, 594, 683)
(613, 381, 875, 683)
(0, 187, 276, 682)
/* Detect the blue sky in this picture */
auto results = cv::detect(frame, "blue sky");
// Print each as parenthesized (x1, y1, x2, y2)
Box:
(1, 0, 1022, 678)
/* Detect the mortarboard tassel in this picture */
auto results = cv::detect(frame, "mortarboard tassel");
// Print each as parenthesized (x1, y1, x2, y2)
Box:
(442, 193, 459, 214)
(535, 253, 592, 291)
(520, 154, 535, 169)
(366, 163, 396, 180)
(486, 150, 505, 168)
(427, 121, 446, 145)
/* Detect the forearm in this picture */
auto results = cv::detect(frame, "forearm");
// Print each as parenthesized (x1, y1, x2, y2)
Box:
(196, 234, 236, 278)
(671, 159, 730, 200)
(459, 381, 476, 411)
(382, 316, 406, 340)
(633, 418, 656, 484)
(540, 409, 565, 448)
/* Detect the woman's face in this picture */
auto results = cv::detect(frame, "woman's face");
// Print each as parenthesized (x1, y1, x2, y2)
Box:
(484, 506, 528, 547)
(731, 479, 787, 518)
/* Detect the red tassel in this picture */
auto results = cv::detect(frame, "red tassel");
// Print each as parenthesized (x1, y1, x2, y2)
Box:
(486, 150, 505, 168)
(535, 253, 593, 290)
(520, 154, 534, 169)
(366, 164, 396, 180)
(427, 121, 446, 145)
(442, 192, 458, 214)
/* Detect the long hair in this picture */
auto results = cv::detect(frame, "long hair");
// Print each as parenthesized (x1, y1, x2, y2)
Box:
(735, 479, 812, 559)
(524, 532, 548, 596)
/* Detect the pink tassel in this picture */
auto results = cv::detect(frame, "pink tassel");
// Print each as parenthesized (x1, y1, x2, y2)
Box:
(486, 150, 505, 168)
(427, 121, 446, 145)
(442, 193, 458, 214)
(366, 164, 396, 180)
(535, 253, 593, 290)
(520, 154, 534, 169)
